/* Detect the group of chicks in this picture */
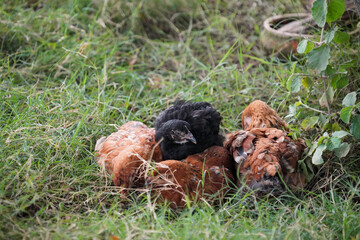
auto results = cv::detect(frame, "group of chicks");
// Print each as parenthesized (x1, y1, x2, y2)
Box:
(95, 100, 306, 208)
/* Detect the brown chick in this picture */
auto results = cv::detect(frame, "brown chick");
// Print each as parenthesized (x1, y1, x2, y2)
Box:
(225, 101, 305, 196)
(146, 146, 234, 208)
(242, 100, 287, 131)
(188, 146, 235, 172)
(95, 121, 163, 196)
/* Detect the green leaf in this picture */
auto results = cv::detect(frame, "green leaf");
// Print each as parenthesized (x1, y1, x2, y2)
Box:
(326, 137, 341, 151)
(337, 76, 349, 89)
(307, 142, 318, 156)
(332, 122, 342, 132)
(334, 142, 351, 158)
(297, 40, 315, 54)
(340, 106, 354, 124)
(318, 135, 328, 145)
(301, 116, 319, 130)
(350, 114, 360, 139)
(286, 75, 293, 92)
(312, 144, 326, 165)
(312, 0, 328, 27)
(330, 75, 340, 88)
(297, 40, 308, 54)
(327, 0, 346, 23)
(291, 76, 301, 93)
(306, 46, 331, 72)
(299, 159, 313, 181)
(325, 65, 336, 76)
(332, 130, 349, 138)
(334, 31, 350, 43)
(319, 114, 328, 125)
(342, 92, 357, 107)
(286, 74, 301, 93)
(331, 75, 349, 89)
(323, 122, 332, 131)
(325, 26, 338, 43)
(302, 77, 312, 91)
(290, 61, 298, 73)
(289, 104, 297, 115)
(327, 86, 335, 104)
(286, 104, 297, 119)
(319, 86, 334, 107)
(307, 42, 315, 53)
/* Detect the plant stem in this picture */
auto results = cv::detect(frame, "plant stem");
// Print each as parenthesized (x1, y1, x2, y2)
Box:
(323, 78, 331, 115)
(299, 102, 331, 115)
(320, 27, 324, 43)
(293, 72, 347, 78)
(292, 73, 327, 78)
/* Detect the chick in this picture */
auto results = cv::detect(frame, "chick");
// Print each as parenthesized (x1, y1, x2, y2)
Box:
(146, 146, 234, 208)
(155, 100, 223, 160)
(95, 121, 162, 196)
(241, 100, 287, 130)
(225, 101, 305, 196)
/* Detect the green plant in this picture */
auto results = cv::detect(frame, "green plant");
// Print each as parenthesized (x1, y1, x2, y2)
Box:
(287, 0, 359, 166)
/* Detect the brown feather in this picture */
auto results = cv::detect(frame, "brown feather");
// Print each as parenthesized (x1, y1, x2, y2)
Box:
(241, 100, 287, 130)
(226, 100, 306, 196)
(146, 146, 234, 208)
(95, 121, 162, 196)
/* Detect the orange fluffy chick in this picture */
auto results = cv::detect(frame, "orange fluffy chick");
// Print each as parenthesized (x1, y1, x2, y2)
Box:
(146, 146, 234, 208)
(225, 101, 305, 196)
(242, 100, 287, 130)
(95, 121, 162, 196)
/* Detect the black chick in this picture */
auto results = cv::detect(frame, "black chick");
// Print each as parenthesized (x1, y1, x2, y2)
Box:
(155, 100, 223, 160)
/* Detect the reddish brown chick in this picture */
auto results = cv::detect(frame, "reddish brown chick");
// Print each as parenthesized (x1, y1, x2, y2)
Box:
(95, 121, 162, 196)
(146, 146, 234, 208)
(225, 101, 305, 196)
(242, 100, 287, 130)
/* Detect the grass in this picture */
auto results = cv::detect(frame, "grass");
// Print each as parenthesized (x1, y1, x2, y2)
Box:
(1, 0, 359, 239)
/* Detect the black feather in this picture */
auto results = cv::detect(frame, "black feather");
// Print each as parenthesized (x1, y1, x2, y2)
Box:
(155, 100, 224, 160)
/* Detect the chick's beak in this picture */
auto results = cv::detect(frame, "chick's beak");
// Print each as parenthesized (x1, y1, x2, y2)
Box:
(184, 132, 197, 144)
